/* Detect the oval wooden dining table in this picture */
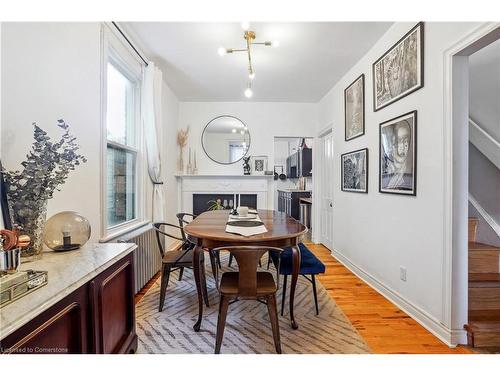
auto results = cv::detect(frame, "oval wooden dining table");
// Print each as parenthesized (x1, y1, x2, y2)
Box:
(184, 209, 308, 332)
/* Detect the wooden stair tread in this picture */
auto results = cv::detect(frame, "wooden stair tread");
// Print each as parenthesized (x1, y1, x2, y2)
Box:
(469, 242, 500, 251)
(469, 273, 500, 284)
(470, 273, 500, 281)
(469, 310, 500, 322)
(467, 321, 500, 331)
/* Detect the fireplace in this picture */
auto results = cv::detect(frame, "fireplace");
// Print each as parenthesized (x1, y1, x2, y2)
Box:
(192, 194, 258, 216)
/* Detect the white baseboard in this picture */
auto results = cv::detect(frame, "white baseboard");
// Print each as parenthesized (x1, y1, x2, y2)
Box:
(330, 248, 465, 347)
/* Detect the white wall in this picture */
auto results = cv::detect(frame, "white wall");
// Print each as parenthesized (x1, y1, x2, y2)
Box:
(178, 102, 318, 174)
(469, 39, 500, 142)
(1, 22, 102, 241)
(317, 22, 482, 345)
(177, 102, 318, 209)
(1, 23, 181, 243)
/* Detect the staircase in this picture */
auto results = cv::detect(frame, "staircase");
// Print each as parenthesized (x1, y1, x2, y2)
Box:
(464, 217, 500, 348)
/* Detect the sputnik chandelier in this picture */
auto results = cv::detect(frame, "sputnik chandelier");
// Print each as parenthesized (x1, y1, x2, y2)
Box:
(217, 22, 279, 98)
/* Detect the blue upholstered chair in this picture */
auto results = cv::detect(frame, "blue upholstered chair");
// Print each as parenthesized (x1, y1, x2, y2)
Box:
(269, 242, 325, 315)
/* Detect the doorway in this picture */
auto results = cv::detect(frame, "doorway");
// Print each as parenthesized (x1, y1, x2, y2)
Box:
(318, 129, 334, 250)
(445, 24, 500, 346)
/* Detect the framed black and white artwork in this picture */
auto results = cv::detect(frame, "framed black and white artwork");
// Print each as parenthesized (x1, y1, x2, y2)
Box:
(341, 148, 368, 193)
(344, 74, 365, 141)
(372, 22, 424, 111)
(379, 111, 417, 196)
(251, 155, 267, 175)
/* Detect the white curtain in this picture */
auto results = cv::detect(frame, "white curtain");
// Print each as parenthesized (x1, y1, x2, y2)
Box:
(142, 62, 165, 222)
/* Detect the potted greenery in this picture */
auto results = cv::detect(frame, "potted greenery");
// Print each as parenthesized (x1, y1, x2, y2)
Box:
(2, 120, 86, 259)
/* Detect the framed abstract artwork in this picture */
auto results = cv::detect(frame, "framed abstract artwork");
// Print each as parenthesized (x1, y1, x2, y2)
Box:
(341, 148, 368, 193)
(344, 74, 365, 141)
(379, 111, 417, 196)
(372, 22, 424, 111)
(251, 155, 267, 175)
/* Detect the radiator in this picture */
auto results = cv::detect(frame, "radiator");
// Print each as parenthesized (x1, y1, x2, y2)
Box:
(116, 224, 162, 294)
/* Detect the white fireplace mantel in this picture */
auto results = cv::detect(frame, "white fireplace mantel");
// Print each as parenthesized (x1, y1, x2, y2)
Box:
(175, 174, 274, 213)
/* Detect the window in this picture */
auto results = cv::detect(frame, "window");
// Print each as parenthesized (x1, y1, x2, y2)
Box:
(106, 62, 139, 229)
(102, 29, 144, 238)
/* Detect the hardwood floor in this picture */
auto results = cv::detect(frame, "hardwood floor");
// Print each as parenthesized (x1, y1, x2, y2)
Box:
(135, 243, 473, 354)
(307, 242, 472, 354)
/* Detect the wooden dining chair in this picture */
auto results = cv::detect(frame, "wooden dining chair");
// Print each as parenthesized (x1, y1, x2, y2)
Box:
(177, 212, 222, 271)
(211, 246, 284, 354)
(153, 222, 209, 312)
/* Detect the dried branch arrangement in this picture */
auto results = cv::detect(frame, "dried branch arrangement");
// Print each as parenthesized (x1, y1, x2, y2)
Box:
(1, 120, 87, 257)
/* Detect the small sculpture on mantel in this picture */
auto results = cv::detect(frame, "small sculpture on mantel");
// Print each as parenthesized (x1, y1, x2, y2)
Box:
(242, 156, 251, 175)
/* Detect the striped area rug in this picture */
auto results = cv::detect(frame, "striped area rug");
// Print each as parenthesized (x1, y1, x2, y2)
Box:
(135, 253, 371, 354)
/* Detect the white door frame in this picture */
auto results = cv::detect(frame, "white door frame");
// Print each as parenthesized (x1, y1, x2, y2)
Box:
(312, 125, 333, 245)
(442, 22, 500, 345)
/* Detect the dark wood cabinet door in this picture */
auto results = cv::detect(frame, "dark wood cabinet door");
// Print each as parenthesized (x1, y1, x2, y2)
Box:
(1, 287, 89, 354)
(89, 253, 137, 354)
(299, 148, 312, 177)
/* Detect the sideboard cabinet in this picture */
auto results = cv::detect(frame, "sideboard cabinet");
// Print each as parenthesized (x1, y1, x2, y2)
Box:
(1, 252, 137, 354)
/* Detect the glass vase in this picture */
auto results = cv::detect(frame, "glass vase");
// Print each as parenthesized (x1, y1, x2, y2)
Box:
(10, 200, 48, 261)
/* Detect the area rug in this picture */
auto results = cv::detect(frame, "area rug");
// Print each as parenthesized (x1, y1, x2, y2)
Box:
(135, 253, 371, 354)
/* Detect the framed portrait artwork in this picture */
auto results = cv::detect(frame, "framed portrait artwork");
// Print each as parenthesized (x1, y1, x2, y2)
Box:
(372, 22, 424, 111)
(341, 148, 368, 193)
(379, 111, 417, 196)
(344, 74, 365, 141)
(251, 155, 267, 175)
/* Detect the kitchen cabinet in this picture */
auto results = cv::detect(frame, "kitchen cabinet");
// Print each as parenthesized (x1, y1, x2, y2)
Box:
(285, 148, 312, 179)
(1, 252, 137, 354)
(299, 148, 312, 177)
(278, 190, 312, 220)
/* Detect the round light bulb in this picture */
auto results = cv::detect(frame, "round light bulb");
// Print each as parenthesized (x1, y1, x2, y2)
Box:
(244, 87, 253, 98)
(232, 128, 237, 133)
(217, 47, 227, 56)
(249, 72, 255, 80)
(271, 40, 280, 48)
(241, 21, 250, 31)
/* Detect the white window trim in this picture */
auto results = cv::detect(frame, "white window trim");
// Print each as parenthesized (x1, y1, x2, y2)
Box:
(100, 23, 148, 242)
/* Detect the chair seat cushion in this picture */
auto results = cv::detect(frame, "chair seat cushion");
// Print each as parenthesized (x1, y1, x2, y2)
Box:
(220, 271, 277, 295)
(162, 248, 194, 265)
(270, 243, 325, 275)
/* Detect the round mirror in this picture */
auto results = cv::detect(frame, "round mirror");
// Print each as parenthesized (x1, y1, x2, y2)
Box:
(201, 115, 250, 164)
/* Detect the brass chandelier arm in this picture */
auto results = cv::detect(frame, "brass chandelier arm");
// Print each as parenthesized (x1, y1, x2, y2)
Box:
(246, 34, 254, 76)
(227, 48, 248, 53)
(219, 28, 277, 96)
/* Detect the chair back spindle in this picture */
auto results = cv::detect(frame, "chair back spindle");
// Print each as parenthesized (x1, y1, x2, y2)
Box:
(153, 222, 184, 258)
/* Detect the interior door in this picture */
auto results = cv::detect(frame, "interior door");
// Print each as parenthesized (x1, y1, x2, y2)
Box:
(320, 131, 334, 250)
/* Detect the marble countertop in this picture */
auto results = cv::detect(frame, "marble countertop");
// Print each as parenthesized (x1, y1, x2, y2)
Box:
(0, 242, 136, 340)
(277, 189, 312, 193)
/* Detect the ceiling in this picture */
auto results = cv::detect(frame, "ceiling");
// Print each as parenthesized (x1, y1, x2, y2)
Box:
(123, 22, 392, 102)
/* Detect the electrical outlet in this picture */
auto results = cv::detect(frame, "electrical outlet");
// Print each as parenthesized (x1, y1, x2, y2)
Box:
(400, 267, 407, 282)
